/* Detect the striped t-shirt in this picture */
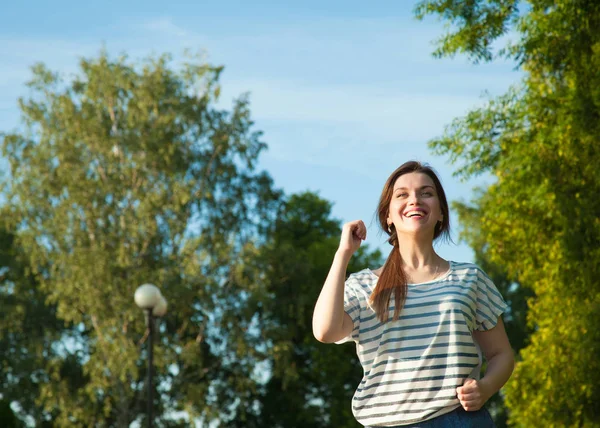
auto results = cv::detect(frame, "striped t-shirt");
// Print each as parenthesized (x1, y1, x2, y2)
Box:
(336, 261, 508, 427)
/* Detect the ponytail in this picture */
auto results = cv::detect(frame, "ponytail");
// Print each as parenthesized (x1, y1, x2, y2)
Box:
(369, 228, 407, 323)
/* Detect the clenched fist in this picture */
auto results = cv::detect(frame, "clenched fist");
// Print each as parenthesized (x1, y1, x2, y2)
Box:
(456, 378, 491, 411)
(338, 220, 367, 256)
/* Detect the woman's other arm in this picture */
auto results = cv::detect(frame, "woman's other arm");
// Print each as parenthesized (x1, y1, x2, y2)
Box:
(457, 318, 515, 411)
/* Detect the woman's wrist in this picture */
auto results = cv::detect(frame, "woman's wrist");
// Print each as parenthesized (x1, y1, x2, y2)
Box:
(479, 350, 515, 402)
(335, 248, 354, 263)
(477, 377, 496, 403)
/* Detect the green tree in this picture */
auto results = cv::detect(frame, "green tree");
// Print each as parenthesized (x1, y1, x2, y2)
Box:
(0, 218, 64, 427)
(1, 50, 280, 426)
(416, 0, 600, 426)
(229, 192, 383, 428)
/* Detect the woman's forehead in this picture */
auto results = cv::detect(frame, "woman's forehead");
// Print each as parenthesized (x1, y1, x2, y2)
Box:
(393, 172, 435, 189)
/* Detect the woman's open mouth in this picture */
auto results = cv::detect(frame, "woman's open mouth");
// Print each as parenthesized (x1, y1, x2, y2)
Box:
(404, 209, 427, 220)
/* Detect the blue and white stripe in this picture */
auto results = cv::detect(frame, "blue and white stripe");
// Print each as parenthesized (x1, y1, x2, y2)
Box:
(337, 261, 508, 427)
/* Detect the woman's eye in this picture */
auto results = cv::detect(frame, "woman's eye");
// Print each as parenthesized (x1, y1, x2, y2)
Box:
(422, 191, 433, 196)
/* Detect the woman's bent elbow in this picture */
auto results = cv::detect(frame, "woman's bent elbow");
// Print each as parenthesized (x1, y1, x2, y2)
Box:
(312, 324, 332, 343)
(312, 321, 338, 343)
(312, 321, 348, 343)
(313, 312, 352, 343)
(313, 329, 338, 343)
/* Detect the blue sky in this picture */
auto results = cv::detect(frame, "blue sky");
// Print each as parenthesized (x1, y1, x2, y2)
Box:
(1, 0, 522, 263)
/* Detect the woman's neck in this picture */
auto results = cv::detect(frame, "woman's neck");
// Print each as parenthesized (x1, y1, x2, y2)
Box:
(371, 234, 447, 278)
(396, 236, 440, 270)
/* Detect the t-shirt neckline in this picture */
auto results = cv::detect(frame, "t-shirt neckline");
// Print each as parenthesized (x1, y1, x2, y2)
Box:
(367, 260, 454, 285)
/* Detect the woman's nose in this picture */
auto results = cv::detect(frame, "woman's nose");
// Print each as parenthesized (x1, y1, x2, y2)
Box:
(408, 192, 421, 205)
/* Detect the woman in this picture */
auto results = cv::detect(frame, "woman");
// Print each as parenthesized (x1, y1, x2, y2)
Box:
(312, 161, 514, 427)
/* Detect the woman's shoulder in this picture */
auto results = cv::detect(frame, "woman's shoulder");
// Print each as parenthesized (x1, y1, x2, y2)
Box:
(346, 269, 378, 291)
(449, 261, 495, 284)
(348, 268, 377, 282)
(450, 260, 484, 273)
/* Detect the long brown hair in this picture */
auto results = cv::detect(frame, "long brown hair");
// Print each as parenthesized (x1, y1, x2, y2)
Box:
(370, 161, 451, 323)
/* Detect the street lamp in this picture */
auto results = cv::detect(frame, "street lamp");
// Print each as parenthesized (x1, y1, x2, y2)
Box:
(134, 284, 168, 428)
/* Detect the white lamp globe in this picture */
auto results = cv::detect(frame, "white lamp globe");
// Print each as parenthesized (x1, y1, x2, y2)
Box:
(134, 284, 161, 309)
(153, 295, 168, 317)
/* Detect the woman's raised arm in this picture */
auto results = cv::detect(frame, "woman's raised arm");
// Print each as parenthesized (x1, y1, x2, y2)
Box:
(312, 220, 366, 343)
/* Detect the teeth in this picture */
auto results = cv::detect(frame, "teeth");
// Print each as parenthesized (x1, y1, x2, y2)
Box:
(407, 212, 424, 217)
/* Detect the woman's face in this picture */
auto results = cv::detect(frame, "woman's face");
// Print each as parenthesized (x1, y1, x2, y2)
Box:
(387, 172, 443, 237)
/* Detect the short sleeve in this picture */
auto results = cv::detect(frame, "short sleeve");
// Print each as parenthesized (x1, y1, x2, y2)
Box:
(335, 278, 361, 344)
(475, 269, 509, 331)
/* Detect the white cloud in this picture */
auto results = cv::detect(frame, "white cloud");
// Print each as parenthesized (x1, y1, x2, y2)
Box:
(226, 78, 478, 121)
(138, 17, 190, 38)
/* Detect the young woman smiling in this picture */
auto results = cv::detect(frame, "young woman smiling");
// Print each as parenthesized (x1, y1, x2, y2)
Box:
(312, 161, 514, 427)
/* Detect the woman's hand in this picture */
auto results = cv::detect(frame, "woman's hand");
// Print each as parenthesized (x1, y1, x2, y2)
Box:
(338, 220, 367, 256)
(456, 378, 491, 411)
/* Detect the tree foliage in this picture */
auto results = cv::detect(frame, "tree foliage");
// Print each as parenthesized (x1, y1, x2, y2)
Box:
(1, 51, 280, 426)
(417, 0, 600, 426)
(0, 217, 65, 425)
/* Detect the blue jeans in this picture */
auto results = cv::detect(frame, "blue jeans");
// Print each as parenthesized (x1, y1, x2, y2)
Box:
(367, 406, 495, 428)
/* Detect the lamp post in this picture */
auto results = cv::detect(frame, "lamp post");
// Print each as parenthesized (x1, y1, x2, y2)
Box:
(134, 284, 168, 428)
